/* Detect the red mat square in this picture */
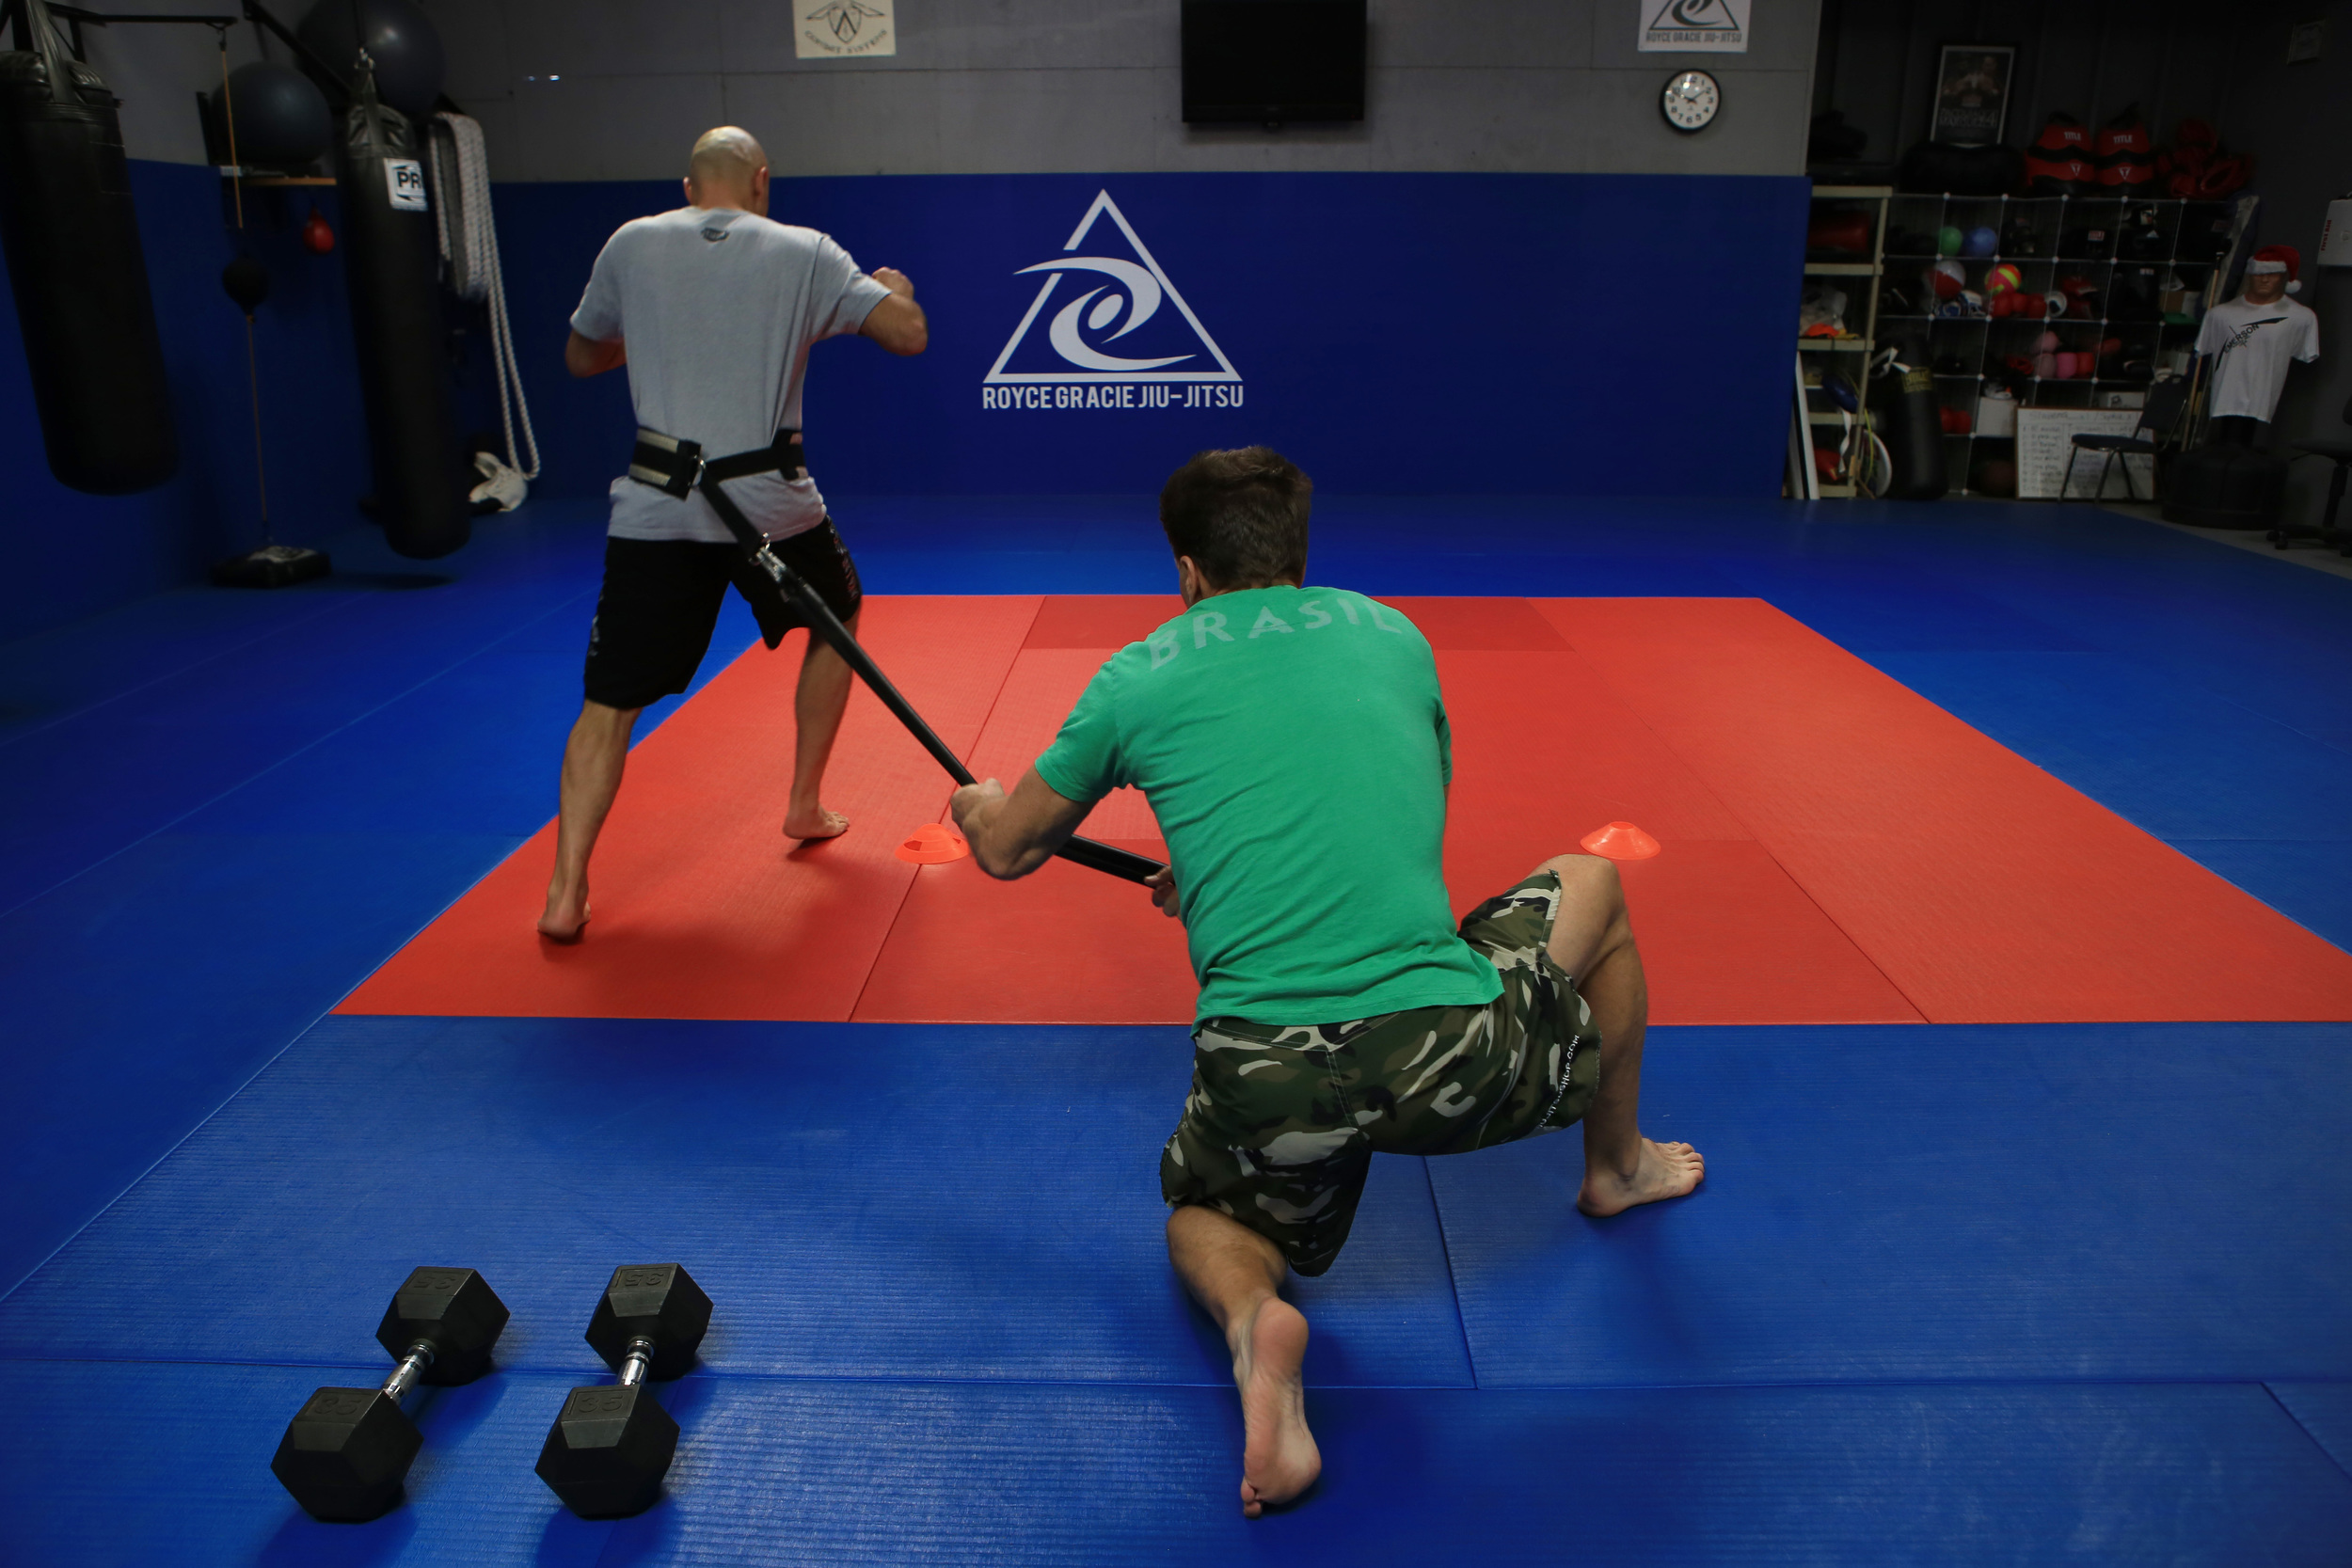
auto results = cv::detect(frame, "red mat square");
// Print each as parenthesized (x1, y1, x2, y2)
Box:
(1537, 598, 2352, 1022)
(340, 597, 1039, 1021)
(342, 596, 2352, 1027)
(1024, 595, 1183, 649)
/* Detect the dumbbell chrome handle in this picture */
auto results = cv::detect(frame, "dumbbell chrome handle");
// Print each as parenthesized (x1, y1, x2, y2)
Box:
(381, 1339, 436, 1402)
(617, 1336, 655, 1388)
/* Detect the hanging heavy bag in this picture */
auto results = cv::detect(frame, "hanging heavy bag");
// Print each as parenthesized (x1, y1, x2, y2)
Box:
(0, 0, 175, 494)
(1870, 356, 1947, 500)
(335, 59, 467, 559)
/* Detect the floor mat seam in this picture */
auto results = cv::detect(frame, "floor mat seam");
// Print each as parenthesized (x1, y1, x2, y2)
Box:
(2265, 1382, 2352, 1482)
(0, 1008, 347, 1307)
(1548, 598, 1933, 1023)
(0, 584, 599, 927)
(1420, 1156, 1480, 1391)
(847, 594, 1047, 1022)
(0, 594, 352, 753)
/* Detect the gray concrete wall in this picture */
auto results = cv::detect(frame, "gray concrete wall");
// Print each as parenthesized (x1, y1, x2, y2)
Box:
(76, 0, 1819, 179)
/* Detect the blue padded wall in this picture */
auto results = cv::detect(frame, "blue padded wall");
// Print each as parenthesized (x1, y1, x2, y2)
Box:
(487, 171, 1811, 502)
(2, 166, 1805, 631)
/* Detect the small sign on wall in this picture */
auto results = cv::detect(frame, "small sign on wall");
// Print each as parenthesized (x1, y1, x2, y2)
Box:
(797, 0, 896, 58)
(1640, 0, 1749, 53)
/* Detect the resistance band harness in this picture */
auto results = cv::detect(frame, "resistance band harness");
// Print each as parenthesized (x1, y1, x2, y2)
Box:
(627, 428, 1166, 887)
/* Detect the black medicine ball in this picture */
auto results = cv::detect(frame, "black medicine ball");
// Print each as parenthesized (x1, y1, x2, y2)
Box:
(218, 60, 332, 167)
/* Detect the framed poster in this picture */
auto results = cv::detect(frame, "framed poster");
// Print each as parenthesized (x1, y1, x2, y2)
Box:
(1931, 44, 2014, 146)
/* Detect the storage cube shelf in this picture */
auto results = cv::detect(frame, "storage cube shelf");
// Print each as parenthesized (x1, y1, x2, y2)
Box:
(1875, 193, 2241, 497)
(1802, 185, 1894, 499)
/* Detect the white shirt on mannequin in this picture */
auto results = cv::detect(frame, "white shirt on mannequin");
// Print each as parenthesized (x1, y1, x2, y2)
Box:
(2196, 293, 2320, 421)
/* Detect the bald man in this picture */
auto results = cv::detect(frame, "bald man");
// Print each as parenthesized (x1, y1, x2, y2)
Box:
(542, 128, 927, 941)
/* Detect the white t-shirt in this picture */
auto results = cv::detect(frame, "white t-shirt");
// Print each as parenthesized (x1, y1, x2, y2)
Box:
(571, 207, 892, 544)
(2195, 294, 2320, 421)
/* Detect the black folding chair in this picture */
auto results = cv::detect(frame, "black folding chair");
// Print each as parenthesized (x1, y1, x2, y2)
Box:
(2061, 376, 2190, 502)
(2276, 393, 2352, 555)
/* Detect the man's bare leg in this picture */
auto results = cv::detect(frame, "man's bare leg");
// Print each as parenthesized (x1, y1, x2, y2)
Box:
(1167, 1205, 1321, 1516)
(783, 611, 857, 840)
(539, 700, 642, 941)
(1536, 853, 1705, 1215)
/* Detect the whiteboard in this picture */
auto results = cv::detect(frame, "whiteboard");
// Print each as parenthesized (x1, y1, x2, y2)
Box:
(2015, 408, 2155, 499)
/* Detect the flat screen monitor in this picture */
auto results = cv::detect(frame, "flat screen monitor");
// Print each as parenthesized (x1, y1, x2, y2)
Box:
(1181, 1, 1367, 127)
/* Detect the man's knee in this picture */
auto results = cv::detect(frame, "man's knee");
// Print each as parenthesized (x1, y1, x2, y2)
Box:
(579, 699, 643, 730)
(1539, 851, 1625, 918)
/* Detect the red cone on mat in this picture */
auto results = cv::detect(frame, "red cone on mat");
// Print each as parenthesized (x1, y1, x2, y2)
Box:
(1580, 821, 1661, 861)
(895, 823, 969, 864)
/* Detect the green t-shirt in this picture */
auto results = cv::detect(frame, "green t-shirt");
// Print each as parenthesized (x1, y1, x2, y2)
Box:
(1034, 585, 1502, 1025)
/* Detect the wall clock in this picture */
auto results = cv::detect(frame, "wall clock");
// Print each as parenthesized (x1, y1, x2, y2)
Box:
(1661, 70, 1721, 133)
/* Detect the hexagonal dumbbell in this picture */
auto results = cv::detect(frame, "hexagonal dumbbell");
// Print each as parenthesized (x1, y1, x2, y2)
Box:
(534, 1263, 713, 1518)
(270, 1267, 511, 1522)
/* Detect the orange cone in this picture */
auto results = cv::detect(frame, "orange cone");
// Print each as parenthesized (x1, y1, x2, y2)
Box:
(894, 823, 970, 864)
(1579, 821, 1661, 861)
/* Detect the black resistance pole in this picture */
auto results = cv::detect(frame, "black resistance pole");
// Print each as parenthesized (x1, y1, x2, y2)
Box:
(697, 473, 1167, 886)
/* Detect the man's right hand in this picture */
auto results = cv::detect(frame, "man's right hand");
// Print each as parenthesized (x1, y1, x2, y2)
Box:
(564, 329, 626, 378)
(861, 272, 928, 356)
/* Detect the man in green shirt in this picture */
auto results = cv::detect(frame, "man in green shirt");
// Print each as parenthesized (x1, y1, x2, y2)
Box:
(949, 447, 1703, 1517)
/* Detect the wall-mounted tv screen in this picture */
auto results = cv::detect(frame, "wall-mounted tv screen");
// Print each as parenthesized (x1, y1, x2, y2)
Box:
(1181, 1, 1367, 127)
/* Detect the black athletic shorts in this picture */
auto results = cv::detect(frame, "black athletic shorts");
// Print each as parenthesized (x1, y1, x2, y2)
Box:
(582, 519, 863, 711)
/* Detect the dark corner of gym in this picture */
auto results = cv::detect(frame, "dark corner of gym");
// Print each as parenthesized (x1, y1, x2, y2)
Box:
(2, 0, 2347, 1561)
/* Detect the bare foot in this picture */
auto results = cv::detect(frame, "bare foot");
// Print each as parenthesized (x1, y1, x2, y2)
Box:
(1233, 1298, 1320, 1518)
(537, 884, 589, 942)
(1577, 1137, 1705, 1217)
(783, 807, 850, 841)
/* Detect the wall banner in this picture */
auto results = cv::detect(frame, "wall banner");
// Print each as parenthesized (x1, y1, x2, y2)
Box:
(496, 171, 1810, 499)
(982, 190, 1244, 414)
(1640, 0, 1749, 53)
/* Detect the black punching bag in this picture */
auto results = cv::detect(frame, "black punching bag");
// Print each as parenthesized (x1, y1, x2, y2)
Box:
(1871, 357, 1947, 500)
(335, 61, 467, 559)
(0, 0, 175, 493)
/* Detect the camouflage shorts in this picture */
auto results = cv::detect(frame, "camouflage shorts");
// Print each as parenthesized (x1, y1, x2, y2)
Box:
(1161, 869, 1602, 1276)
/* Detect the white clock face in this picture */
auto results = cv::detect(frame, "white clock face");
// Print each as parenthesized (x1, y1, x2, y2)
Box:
(1661, 70, 1720, 132)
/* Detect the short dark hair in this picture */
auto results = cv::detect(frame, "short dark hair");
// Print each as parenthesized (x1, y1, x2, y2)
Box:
(1158, 447, 1311, 590)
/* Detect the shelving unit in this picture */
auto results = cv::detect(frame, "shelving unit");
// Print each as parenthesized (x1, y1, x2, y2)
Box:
(1870, 192, 2253, 496)
(1800, 185, 1893, 499)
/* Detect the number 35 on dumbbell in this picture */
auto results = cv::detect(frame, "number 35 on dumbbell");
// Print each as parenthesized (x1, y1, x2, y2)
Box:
(536, 1263, 713, 1518)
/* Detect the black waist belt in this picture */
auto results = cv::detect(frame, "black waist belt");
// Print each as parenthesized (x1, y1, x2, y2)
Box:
(627, 426, 805, 499)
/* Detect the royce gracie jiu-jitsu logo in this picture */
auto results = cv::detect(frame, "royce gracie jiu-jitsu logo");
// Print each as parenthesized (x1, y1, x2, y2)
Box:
(982, 190, 1244, 411)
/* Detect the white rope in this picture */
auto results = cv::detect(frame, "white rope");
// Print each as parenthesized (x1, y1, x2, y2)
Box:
(427, 111, 540, 483)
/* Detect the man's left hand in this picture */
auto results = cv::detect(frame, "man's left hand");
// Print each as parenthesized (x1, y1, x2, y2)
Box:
(872, 266, 915, 298)
(1145, 865, 1182, 921)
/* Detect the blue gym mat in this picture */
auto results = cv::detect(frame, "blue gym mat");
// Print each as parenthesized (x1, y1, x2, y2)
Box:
(2, 1361, 2344, 1564)
(7, 1015, 2348, 1399)
(0, 507, 760, 1294)
(1427, 1022, 2352, 1387)
(5, 496, 2351, 1561)
(1870, 651, 2352, 844)
(0, 1017, 1471, 1390)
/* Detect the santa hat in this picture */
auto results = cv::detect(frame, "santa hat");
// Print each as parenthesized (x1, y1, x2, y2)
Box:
(2248, 244, 2302, 293)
